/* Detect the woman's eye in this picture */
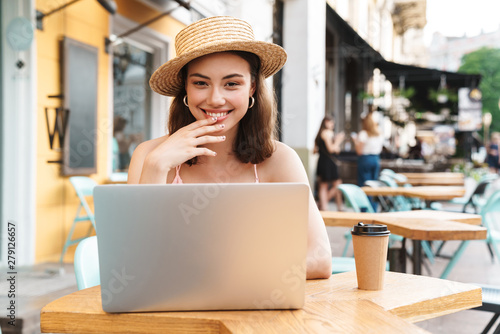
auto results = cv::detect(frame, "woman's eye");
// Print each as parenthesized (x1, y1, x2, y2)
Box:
(193, 81, 208, 86)
(226, 82, 239, 88)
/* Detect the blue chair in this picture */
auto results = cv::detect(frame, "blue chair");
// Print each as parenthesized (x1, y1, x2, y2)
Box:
(378, 174, 413, 211)
(437, 176, 498, 258)
(440, 189, 500, 279)
(74, 236, 100, 290)
(380, 169, 408, 183)
(60, 176, 97, 264)
(378, 174, 437, 264)
(338, 183, 376, 214)
(337, 184, 403, 257)
(364, 180, 395, 212)
(331, 257, 357, 274)
(461, 175, 498, 214)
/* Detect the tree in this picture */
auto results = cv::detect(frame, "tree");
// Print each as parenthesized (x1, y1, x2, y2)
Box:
(459, 47, 500, 134)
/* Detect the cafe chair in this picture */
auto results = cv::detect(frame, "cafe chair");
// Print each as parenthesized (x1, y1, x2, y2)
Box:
(363, 180, 395, 212)
(378, 175, 436, 264)
(378, 174, 413, 211)
(74, 236, 100, 290)
(439, 189, 500, 279)
(480, 189, 500, 263)
(449, 174, 498, 213)
(437, 176, 498, 258)
(337, 184, 403, 257)
(338, 183, 375, 256)
(379, 174, 442, 211)
(461, 175, 498, 214)
(331, 257, 357, 274)
(60, 176, 98, 264)
(380, 169, 408, 184)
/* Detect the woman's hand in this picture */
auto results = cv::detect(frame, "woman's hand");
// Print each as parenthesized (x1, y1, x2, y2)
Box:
(128, 117, 226, 184)
(334, 131, 345, 143)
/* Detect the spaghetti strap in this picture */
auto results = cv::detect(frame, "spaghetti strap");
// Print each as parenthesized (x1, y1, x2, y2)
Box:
(174, 164, 257, 184)
(172, 165, 183, 184)
(253, 164, 259, 183)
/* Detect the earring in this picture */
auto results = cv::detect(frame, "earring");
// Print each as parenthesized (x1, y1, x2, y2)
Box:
(183, 95, 189, 107)
(249, 96, 255, 109)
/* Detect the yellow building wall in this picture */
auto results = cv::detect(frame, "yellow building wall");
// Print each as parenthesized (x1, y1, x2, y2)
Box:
(35, 0, 186, 263)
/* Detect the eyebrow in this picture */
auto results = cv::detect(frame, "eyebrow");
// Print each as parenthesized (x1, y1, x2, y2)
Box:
(188, 73, 245, 80)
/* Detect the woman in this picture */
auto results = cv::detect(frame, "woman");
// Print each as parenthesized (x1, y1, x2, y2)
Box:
(354, 108, 384, 210)
(314, 116, 344, 211)
(487, 132, 500, 173)
(128, 16, 332, 279)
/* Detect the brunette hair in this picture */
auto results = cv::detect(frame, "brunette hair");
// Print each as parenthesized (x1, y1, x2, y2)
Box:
(314, 115, 334, 149)
(167, 51, 277, 165)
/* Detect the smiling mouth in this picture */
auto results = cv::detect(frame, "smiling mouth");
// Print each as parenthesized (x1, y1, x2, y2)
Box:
(203, 110, 232, 117)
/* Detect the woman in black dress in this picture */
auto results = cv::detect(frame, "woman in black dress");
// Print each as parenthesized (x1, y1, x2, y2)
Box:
(314, 116, 344, 211)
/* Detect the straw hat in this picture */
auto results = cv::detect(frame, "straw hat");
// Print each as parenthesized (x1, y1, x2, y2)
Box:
(149, 16, 287, 97)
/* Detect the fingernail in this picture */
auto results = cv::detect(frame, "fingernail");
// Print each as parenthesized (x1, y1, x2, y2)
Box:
(212, 117, 217, 121)
(220, 136, 226, 140)
(219, 124, 225, 129)
(213, 152, 217, 156)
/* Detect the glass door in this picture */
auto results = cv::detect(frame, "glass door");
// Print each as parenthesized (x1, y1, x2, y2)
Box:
(112, 41, 153, 172)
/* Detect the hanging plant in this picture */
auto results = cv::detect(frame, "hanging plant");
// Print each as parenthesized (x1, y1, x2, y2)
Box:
(357, 90, 385, 102)
(428, 88, 458, 104)
(393, 86, 416, 99)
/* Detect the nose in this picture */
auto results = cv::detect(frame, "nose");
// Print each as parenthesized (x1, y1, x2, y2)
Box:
(206, 87, 225, 107)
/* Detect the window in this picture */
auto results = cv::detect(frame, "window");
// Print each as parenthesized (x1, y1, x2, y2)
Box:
(110, 15, 169, 177)
(112, 42, 153, 172)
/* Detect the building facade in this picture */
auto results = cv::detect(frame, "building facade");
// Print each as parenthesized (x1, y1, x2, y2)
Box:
(1, 0, 429, 265)
(427, 29, 500, 72)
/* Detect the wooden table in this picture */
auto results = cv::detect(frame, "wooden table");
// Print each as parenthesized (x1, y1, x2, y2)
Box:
(40, 271, 482, 333)
(361, 186, 466, 201)
(398, 173, 465, 186)
(321, 211, 486, 276)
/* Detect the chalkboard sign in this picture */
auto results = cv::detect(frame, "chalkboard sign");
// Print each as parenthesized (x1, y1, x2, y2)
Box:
(62, 37, 98, 175)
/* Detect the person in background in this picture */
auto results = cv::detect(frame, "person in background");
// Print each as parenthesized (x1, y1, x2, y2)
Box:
(314, 116, 345, 211)
(113, 116, 142, 171)
(127, 16, 332, 279)
(487, 132, 500, 173)
(354, 106, 384, 211)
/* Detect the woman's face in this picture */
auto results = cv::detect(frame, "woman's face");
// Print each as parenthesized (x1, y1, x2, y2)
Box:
(185, 52, 255, 134)
(325, 119, 334, 130)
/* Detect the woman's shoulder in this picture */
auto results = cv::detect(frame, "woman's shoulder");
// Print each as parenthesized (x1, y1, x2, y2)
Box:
(259, 141, 305, 181)
(358, 130, 368, 139)
(320, 129, 333, 140)
(270, 141, 299, 160)
(132, 135, 169, 157)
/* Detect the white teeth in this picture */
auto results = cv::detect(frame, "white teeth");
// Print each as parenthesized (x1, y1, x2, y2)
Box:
(207, 112, 228, 117)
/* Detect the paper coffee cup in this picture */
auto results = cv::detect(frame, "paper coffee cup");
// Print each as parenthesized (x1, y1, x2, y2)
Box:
(351, 222, 390, 290)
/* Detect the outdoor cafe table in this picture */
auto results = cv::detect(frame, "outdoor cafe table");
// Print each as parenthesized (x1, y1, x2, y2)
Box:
(40, 271, 482, 333)
(321, 211, 486, 276)
(397, 172, 465, 186)
(361, 186, 466, 202)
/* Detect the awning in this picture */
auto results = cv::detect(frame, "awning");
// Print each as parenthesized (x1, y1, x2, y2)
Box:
(327, 5, 481, 89)
(374, 59, 481, 89)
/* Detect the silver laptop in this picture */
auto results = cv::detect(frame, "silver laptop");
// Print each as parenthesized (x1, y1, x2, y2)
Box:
(93, 182, 309, 313)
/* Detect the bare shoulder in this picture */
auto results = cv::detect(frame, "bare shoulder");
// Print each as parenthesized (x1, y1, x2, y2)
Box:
(133, 135, 168, 157)
(260, 141, 308, 182)
(320, 129, 333, 140)
(127, 135, 170, 184)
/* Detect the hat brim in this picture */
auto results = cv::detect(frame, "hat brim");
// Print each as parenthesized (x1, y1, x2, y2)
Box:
(149, 41, 287, 97)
